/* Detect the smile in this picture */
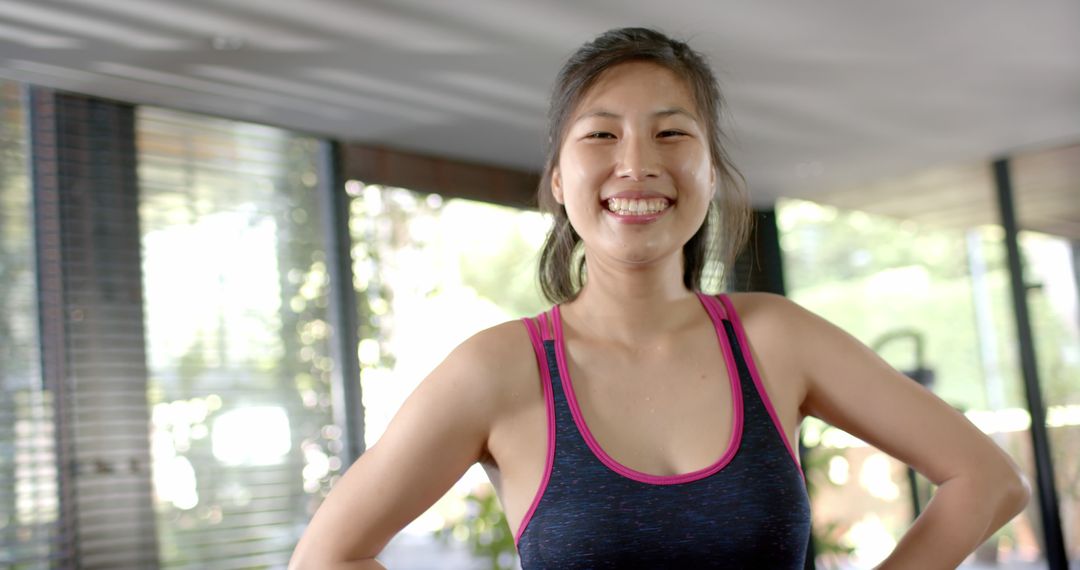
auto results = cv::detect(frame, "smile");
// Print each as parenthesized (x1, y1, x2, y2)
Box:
(604, 197, 670, 216)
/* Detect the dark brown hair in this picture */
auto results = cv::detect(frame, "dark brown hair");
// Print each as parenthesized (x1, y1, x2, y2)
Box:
(537, 27, 752, 303)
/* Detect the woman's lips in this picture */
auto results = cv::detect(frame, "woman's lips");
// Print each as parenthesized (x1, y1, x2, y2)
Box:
(604, 208, 669, 224)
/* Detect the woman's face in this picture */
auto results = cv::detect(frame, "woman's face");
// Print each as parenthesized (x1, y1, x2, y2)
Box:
(552, 61, 715, 270)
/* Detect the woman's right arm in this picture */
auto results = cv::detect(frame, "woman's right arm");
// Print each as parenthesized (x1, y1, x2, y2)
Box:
(289, 323, 519, 569)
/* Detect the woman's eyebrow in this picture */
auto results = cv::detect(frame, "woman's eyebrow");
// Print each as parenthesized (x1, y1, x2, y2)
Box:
(574, 109, 619, 122)
(574, 107, 699, 123)
(654, 107, 699, 121)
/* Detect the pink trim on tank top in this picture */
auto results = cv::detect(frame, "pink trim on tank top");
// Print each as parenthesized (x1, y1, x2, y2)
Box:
(716, 294, 803, 474)
(514, 317, 557, 547)
(550, 294, 744, 485)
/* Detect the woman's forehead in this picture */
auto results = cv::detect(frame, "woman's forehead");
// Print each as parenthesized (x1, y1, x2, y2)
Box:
(572, 62, 699, 121)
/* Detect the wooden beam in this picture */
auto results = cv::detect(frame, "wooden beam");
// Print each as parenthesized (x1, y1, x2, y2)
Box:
(340, 144, 541, 209)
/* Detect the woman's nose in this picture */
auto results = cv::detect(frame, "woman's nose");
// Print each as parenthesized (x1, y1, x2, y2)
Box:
(615, 135, 660, 180)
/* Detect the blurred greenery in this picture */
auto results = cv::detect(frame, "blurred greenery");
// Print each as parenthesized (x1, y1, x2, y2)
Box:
(434, 486, 516, 570)
(459, 219, 549, 318)
(780, 199, 1078, 414)
(801, 434, 857, 563)
(348, 186, 528, 568)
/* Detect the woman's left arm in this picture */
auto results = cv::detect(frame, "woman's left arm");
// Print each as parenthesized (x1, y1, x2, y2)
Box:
(775, 295, 1031, 569)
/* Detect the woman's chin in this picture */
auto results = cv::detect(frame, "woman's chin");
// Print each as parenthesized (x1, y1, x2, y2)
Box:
(593, 246, 683, 269)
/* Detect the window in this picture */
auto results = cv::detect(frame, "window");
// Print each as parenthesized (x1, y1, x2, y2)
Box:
(136, 107, 344, 568)
(348, 181, 547, 569)
(779, 197, 1079, 567)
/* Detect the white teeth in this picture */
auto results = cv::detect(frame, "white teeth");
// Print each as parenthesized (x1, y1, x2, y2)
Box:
(606, 198, 669, 215)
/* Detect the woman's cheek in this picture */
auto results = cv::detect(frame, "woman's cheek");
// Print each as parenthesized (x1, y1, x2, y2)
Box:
(674, 148, 710, 181)
(578, 143, 615, 168)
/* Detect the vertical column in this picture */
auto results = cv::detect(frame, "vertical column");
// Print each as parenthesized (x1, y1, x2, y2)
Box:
(1072, 239, 1080, 334)
(26, 84, 79, 570)
(993, 158, 1068, 568)
(316, 140, 366, 466)
(29, 88, 159, 569)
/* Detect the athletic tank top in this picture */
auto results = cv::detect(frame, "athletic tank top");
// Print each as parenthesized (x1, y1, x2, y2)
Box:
(514, 292, 811, 569)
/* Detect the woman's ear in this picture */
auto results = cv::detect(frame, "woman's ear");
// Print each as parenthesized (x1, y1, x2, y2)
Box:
(709, 167, 717, 199)
(551, 166, 565, 205)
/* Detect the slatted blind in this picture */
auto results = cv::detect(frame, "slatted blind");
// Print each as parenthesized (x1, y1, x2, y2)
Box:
(0, 81, 65, 569)
(135, 107, 344, 569)
(30, 88, 160, 569)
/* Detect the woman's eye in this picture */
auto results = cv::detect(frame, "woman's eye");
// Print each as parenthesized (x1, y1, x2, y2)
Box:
(585, 131, 615, 139)
(658, 130, 687, 138)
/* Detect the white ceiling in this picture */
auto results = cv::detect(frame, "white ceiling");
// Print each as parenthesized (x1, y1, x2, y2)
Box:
(1, 0, 1078, 210)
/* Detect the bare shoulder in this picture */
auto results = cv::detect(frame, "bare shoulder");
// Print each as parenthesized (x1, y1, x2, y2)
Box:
(724, 291, 790, 324)
(723, 291, 809, 352)
(730, 290, 954, 423)
(465, 318, 536, 356)
(453, 318, 544, 414)
(725, 291, 824, 340)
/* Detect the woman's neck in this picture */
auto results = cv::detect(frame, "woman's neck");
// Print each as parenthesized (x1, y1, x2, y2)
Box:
(559, 254, 702, 347)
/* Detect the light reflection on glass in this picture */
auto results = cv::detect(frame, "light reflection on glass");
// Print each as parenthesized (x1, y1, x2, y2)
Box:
(211, 406, 292, 466)
(152, 456, 199, 510)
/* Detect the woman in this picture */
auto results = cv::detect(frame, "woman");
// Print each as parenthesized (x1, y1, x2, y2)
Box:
(290, 28, 1029, 569)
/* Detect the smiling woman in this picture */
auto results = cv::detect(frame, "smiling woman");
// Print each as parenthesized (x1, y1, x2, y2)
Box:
(289, 27, 1030, 570)
(537, 31, 752, 302)
(548, 61, 723, 282)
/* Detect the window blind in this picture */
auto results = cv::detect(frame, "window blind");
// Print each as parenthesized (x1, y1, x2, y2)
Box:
(30, 88, 159, 569)
(135, 107, 345, 569)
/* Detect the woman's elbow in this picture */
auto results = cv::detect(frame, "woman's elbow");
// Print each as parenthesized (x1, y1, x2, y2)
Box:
(1001, 470, 1032, 518)
(980, 455, 1032, 524)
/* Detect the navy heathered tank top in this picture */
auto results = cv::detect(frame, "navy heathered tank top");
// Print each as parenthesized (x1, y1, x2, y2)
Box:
(514, 292, 811, 569)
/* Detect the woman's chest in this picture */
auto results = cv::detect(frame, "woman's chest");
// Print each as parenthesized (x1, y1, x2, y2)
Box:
(485, 341, 747, 537)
